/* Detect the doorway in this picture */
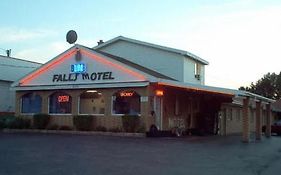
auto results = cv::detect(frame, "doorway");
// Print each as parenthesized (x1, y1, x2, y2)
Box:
(154, 96, 163, 130)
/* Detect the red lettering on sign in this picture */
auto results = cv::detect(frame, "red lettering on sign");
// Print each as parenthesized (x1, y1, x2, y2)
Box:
(58, 95, 69, 102)
(120, 92, 134, 97)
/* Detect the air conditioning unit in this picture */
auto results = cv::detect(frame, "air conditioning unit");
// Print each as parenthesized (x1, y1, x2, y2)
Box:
(195, 74, 200, 80)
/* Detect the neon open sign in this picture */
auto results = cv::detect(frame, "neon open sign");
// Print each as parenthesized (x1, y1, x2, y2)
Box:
(58, 95, 70, 102)
(71, 63, 86, 73)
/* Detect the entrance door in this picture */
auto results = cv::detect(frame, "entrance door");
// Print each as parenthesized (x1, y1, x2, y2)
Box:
(154, 96, 163, 130)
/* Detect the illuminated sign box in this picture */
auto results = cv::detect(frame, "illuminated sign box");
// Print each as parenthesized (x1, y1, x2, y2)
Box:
(71, 63, 86, 73)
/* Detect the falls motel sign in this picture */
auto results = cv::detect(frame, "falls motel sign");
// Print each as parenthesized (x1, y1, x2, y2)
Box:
(18, 47, 146, 87)
(52, 63, 115, 82)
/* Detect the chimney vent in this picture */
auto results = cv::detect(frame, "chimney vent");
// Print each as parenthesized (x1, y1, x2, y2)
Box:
(6, 49, 11, 57)
(97, 40, 104, 45)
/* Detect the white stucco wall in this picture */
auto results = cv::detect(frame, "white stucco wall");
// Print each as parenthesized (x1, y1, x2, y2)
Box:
(98, 40, 185, 82)
(0, 81, 14, 112)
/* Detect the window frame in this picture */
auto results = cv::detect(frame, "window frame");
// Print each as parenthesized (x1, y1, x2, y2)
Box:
(194, 62, 201, 80)
(111, 91, 141, 116)
(48, 92, 72, 115)
(20, 93, 42, 115)
(236, 108, 241, 121)
(78, 91, 105, 116)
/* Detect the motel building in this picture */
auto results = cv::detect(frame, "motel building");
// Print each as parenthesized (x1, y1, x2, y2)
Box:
(12, 36, 275, 142)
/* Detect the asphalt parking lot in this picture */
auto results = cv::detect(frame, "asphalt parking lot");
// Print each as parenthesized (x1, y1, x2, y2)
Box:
(0, 133, 281, 175)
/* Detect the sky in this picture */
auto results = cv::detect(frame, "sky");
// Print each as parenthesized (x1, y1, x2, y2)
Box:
(0, 0, 281, 89)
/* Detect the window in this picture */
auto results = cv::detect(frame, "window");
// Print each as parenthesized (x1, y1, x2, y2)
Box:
(112, 90, 140, 115)
(49, 92, 72, 114)
(194, 63, 201, 80)
(175, 95, 181, 115)
(250, 110, 255, 123)
(21, 93, 42, 113)
(228, 108, 233, 121)
(79, 90, 105, 115)
(236, 108, 241, 121)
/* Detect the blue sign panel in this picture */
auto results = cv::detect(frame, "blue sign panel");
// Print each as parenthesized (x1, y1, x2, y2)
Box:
(71, 63, 86, 73)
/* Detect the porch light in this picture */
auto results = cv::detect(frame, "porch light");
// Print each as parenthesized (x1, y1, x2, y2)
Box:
(155, 90, 164, 96)
(86, 90, 97, 93)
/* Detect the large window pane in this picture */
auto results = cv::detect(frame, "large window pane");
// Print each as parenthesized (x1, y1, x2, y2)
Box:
(49, 92, 72, 114)
(79, 90, 105, 114)
(21, 93, 42, 113)
(112, 90, 140, 115)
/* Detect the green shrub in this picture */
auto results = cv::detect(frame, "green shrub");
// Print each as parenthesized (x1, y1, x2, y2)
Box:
(95, 126, 107, 132)
(108, 127, 123, 133)
(0, 115, 31, 129)
(33, 113, 50, 129)
(0, 116, 8, 129)
(73, 115, 95, 131)
(8, 117, 31, 129)
(0, 115, 16, 128)
(59, 125, 73, 130)
(122, 115, 140, 132)
(46, 124, 59, 130)
(136, 124, 146, 133)
(0, 120, 5, 130)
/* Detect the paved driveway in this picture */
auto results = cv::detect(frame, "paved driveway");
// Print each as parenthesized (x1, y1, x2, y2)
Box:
(0, 133, 281, 175)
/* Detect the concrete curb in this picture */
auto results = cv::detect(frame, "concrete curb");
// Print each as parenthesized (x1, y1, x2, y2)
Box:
(1, 129, 146, 138)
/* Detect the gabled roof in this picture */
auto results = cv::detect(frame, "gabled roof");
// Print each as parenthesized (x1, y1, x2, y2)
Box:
(12, 44, 172, 89)
(93, 36, 209, 65)
(94, 50, 176, 81)
(0, 55, 42, 82)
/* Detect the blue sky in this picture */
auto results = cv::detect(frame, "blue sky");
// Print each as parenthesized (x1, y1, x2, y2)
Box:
(1, 0, 281, 89)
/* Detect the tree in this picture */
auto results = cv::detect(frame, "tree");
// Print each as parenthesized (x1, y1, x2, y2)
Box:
(239, 72, 281, 100)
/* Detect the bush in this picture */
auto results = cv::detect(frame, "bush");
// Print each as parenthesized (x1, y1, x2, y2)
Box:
(0, 115, 15, 128)
(95, 126, 107, 132)
(136, 124, 146, 133)
(0, 120, 5, 130)
(73, 115, 95, 131)
(0, 116, 31, 129)
(108, 127, 123, 133)
(122, 115, 140, 132)
(0, 115, 31, 129)
(8, 117, 31, 129)
(59, 125, 73, 130)
(46, 124, 59, 130)
(33, 113, 50, 129)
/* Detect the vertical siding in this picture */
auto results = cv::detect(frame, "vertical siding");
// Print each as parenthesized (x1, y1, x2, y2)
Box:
(0, 81, 14, 112)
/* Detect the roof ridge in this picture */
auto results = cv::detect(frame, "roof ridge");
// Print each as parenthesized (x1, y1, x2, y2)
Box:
(93, 36, 209, 65)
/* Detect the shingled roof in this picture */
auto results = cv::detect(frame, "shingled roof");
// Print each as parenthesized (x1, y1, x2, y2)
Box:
(0, 55, 42, 82)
